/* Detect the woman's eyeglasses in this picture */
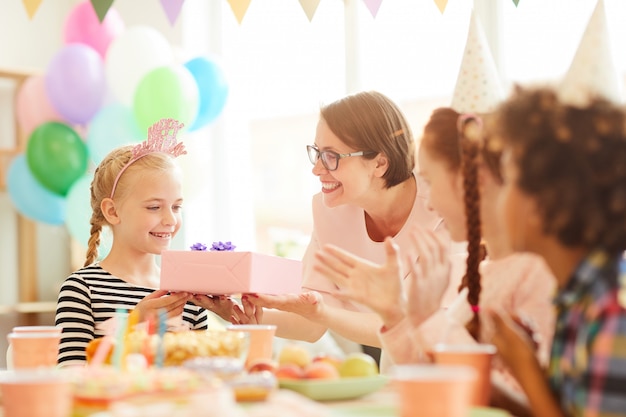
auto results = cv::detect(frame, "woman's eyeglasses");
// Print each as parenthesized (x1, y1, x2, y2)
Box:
(306, 145, 375, 171)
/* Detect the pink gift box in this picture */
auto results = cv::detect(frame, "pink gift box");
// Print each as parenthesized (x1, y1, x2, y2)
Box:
(160, 250, 302, 295)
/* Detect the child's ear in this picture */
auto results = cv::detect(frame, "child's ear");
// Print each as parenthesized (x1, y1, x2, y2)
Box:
(101, 198, 120, 225)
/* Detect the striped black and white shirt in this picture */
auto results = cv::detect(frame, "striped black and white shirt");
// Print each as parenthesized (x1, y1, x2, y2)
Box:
(55, 264, 208, 367)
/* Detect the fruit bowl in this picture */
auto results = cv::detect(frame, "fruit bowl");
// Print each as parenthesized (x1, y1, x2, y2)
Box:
(278, 375, 388, 401)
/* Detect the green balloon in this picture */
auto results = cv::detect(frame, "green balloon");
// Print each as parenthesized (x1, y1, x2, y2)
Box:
(133, 65, 200, 131)
(26, 121, 88, 196)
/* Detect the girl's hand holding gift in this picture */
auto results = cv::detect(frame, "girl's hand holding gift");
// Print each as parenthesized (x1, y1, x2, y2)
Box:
(134, 290, 193, 322)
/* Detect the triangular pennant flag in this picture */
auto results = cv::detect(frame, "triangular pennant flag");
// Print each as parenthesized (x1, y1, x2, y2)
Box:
(227, 0, 251, 24)
(450, 11, 504, 114)
(22, 0, 42, 19)
(558, 0, 623, 106)
(160, 0, 185, 26)
(362, 0, 383, 18)
(299, 0, 320, 22)
(512, 0, 520, 6)
(90, 0, 115, 23)
(434, 0, 448, 14)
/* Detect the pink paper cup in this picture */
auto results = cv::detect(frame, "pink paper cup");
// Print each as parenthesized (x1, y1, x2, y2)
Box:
(391, 364, 477, 417)
(432, 343, 496, 406)
(7, 331, 62, 370)
(0, 370, 72, 417)
(12, 326, 62, 334)
(226, 324, 276, 369)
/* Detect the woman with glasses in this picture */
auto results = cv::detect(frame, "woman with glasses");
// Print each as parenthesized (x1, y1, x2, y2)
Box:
(235, 91, 462, 369)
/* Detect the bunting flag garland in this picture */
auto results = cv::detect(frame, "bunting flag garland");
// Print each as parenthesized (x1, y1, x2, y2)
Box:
(512, 0, 520, 6)
(362, 0, 383, 18)
(226, 0, 252, 24)
(434, 0, 448, 14)
(22, 0, 42, 19)
(159, 0, 185, 26)
(558, 0, 623, 106)
(299, 0, 320, 22)
(90, 0, 115, 22)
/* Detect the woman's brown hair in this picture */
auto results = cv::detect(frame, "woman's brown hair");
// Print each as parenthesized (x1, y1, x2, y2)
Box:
(320, 91, 415, 188)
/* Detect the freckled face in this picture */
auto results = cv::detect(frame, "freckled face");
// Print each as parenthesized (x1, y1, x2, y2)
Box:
(311, 118, 377, 208)
(417, 146, 466, 241)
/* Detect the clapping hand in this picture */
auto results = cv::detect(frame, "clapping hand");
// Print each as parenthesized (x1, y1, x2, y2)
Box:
(487, 309, 539, 378)
(314, 239, 405, 328)
(405, 227, 451, 327)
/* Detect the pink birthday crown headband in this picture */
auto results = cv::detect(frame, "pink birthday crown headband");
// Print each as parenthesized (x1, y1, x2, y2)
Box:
(110, 118, 187, 199)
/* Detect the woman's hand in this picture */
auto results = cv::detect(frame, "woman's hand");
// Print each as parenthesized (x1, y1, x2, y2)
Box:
(242, 291, 325, 320)
(405, 227, 451, 327)
(191, 294, 236, 321)
(232, 295, 264, 324)
(314, 239, 405, 328)
(134, 290, 192, 322)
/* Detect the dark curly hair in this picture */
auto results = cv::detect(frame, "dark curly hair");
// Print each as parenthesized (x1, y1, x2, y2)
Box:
(486, 86, 626, 255)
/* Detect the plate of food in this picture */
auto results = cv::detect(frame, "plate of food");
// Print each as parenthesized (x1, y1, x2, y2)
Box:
(279, 375, 388, 401)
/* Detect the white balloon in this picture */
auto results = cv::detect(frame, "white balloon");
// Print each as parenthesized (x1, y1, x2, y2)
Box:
(105, 26, 174, 105)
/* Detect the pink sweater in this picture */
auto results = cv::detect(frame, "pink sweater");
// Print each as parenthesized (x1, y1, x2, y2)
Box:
(379, 253, 556, 377)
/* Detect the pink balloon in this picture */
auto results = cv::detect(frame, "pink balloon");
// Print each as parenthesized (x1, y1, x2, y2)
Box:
(64, 0, 125, 59)
(16, 76, 64, 136)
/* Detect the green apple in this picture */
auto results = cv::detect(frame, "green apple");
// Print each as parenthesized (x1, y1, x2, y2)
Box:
(339, 352, 379, 377)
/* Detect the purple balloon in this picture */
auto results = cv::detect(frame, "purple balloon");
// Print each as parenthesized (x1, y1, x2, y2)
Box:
(45, 44, 106, 125)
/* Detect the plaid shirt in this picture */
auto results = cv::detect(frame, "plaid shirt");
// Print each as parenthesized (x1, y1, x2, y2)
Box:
(549, 250, 626, 417)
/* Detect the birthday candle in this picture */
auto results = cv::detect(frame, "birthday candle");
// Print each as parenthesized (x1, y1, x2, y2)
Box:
(112, 309, 128, 369)
(155, 309, 167, 368)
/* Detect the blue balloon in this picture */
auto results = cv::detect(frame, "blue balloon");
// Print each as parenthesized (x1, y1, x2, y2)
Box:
(88, 103, 144, 165)
(7, 154, 66, 225)
(184, 56, 229, 131)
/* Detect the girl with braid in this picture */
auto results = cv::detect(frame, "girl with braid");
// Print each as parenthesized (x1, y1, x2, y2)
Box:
(55, 119, 234, 367)
(315, 107, 556, 400)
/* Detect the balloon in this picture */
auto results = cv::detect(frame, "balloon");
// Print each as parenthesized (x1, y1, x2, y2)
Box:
(105, 26, 174, 105)
(184, 56, 229, 130)
(63, 0, 125, 59)
(133, 65, 199, 131)
(26, 122, 89, 196)
(87, 103, 144, 165)
(66, 175, 112, 259)
(7, 155, 66, 225)
(45, 44, 106, 125)
(16, 75, 64, 136)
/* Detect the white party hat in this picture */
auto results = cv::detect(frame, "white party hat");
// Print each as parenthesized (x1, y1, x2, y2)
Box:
(558, 0, 623, 106)
(450, 10, 504, 114)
